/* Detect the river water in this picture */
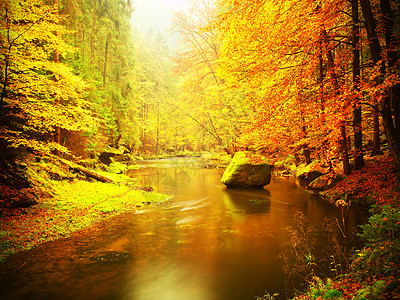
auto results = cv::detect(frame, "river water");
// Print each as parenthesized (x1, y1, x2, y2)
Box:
(0, 158, 367, 300)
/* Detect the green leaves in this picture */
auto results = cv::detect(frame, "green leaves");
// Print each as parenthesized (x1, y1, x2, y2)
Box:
(352, 205, 400, 278)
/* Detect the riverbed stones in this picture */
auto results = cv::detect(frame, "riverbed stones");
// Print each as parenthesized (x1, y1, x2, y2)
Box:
(221, 152, 271, 188)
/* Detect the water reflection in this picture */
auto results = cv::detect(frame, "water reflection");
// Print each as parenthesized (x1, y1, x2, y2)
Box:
(0, 158, 368, 300)
(129, 262, 213, 300)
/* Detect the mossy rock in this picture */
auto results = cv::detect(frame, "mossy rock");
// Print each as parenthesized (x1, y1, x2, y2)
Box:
(107, 162, 128, 174)
(295, 160, 326, 181)
(309, 173, 343, 191)
(221, 152, 271, 188)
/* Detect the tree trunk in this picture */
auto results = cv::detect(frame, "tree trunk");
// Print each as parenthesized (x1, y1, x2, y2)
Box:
(53, 0, 60, 156)
(340, 125, 352, 175)
(155, 83, 160, 155)
(359, 0, 382, 63)
(303, 145, 312, 165)
(352, 0, 365, 170)
(90, 0, 97, 65)
(0, 8, 11, 113)
(103, 32, 110, 87)
(360, 0, 400, 169)
(63, 161, 113, 183)
(371, 103, 382, 156)
(379, 0, 400, 133)
(322, 30, 351, 174)
(0, 48, 10, 114)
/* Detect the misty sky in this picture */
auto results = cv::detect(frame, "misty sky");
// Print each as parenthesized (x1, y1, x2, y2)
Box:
(131, 0, 190, 50)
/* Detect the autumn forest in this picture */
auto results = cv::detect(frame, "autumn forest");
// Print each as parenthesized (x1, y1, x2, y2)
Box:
(1, 0, 400, 172)
(1, 0, 400, 299)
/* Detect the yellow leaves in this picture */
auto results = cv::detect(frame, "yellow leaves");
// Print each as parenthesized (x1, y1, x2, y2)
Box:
(1, 0, 74, 61)
(0, 127, 70, 154)
(0, 0, 96, 154)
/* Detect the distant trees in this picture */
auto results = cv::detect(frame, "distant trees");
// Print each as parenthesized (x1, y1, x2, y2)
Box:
(359, 0, 400, 169)
(172, 0, 251, 153)
(62, 0, 141, 155)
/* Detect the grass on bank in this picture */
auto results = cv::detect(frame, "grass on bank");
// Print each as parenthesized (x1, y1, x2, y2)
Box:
(0, 157, 170, 263)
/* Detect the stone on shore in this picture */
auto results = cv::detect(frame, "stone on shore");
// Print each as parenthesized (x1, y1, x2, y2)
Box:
(309, 173, 343, 191)
(221, 152, 271, 188)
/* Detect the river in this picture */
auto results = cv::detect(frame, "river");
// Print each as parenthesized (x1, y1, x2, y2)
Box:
(0, 158, 367, 300)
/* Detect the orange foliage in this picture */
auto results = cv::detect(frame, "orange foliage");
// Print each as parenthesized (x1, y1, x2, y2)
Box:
(217, 0, 355, 158)
(326, 156, 400, 207)
(216, 0, 400, 171)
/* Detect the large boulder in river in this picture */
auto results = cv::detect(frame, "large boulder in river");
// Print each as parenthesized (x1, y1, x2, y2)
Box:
(221, 152, 271, 188)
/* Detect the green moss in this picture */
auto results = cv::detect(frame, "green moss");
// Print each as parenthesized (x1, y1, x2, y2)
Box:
(249, 198, 270, 205)
(107, 162, 128, 174)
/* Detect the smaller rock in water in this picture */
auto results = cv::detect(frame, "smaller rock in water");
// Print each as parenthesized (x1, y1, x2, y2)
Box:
(221, 152, 271, 188)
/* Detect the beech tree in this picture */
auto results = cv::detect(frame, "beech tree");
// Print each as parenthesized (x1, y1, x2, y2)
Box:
(217, 0, 353, 163)
(217, 0, 399, 173)
(352, 0, 365, 170)
(0, 0, 93, 156)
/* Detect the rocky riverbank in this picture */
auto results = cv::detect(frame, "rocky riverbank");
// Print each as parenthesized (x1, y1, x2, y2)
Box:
(273, 154, 399, 207)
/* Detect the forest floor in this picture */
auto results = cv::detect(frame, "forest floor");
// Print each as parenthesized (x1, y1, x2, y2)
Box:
(322, 155, 400, 207)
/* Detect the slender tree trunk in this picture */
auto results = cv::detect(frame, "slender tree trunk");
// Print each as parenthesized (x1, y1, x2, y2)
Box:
(155, 83, 160, 155)
(77, 20, 83, 60)
(0, 51, 10, 114)
(371, 101, 382, 156)
(322, 30, 351, 175)
(156, 103, 160, 155)
(379, 0, 400, 132)
(53, 0, 60, 155)
(319, 52, 325, 114)
(103, 32, 110, 87)
(90, 0, 97, 65)
(340, 126, 351, 174)
(0, 9, 11, 113)
(317, 39, 331, 169)
(301, 110, 312, 165)
(352, 0, 365, 170)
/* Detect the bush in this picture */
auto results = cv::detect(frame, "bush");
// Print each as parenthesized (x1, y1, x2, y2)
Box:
(351, 205, 400, 278)
(299, 277, 343, 300)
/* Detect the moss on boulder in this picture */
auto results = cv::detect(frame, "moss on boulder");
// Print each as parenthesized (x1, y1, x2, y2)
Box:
(221, 152, 271, 188)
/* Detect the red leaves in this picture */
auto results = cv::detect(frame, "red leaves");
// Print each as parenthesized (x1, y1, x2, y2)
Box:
(0, 183, 37, 210)
(328, 156, 400, 207)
